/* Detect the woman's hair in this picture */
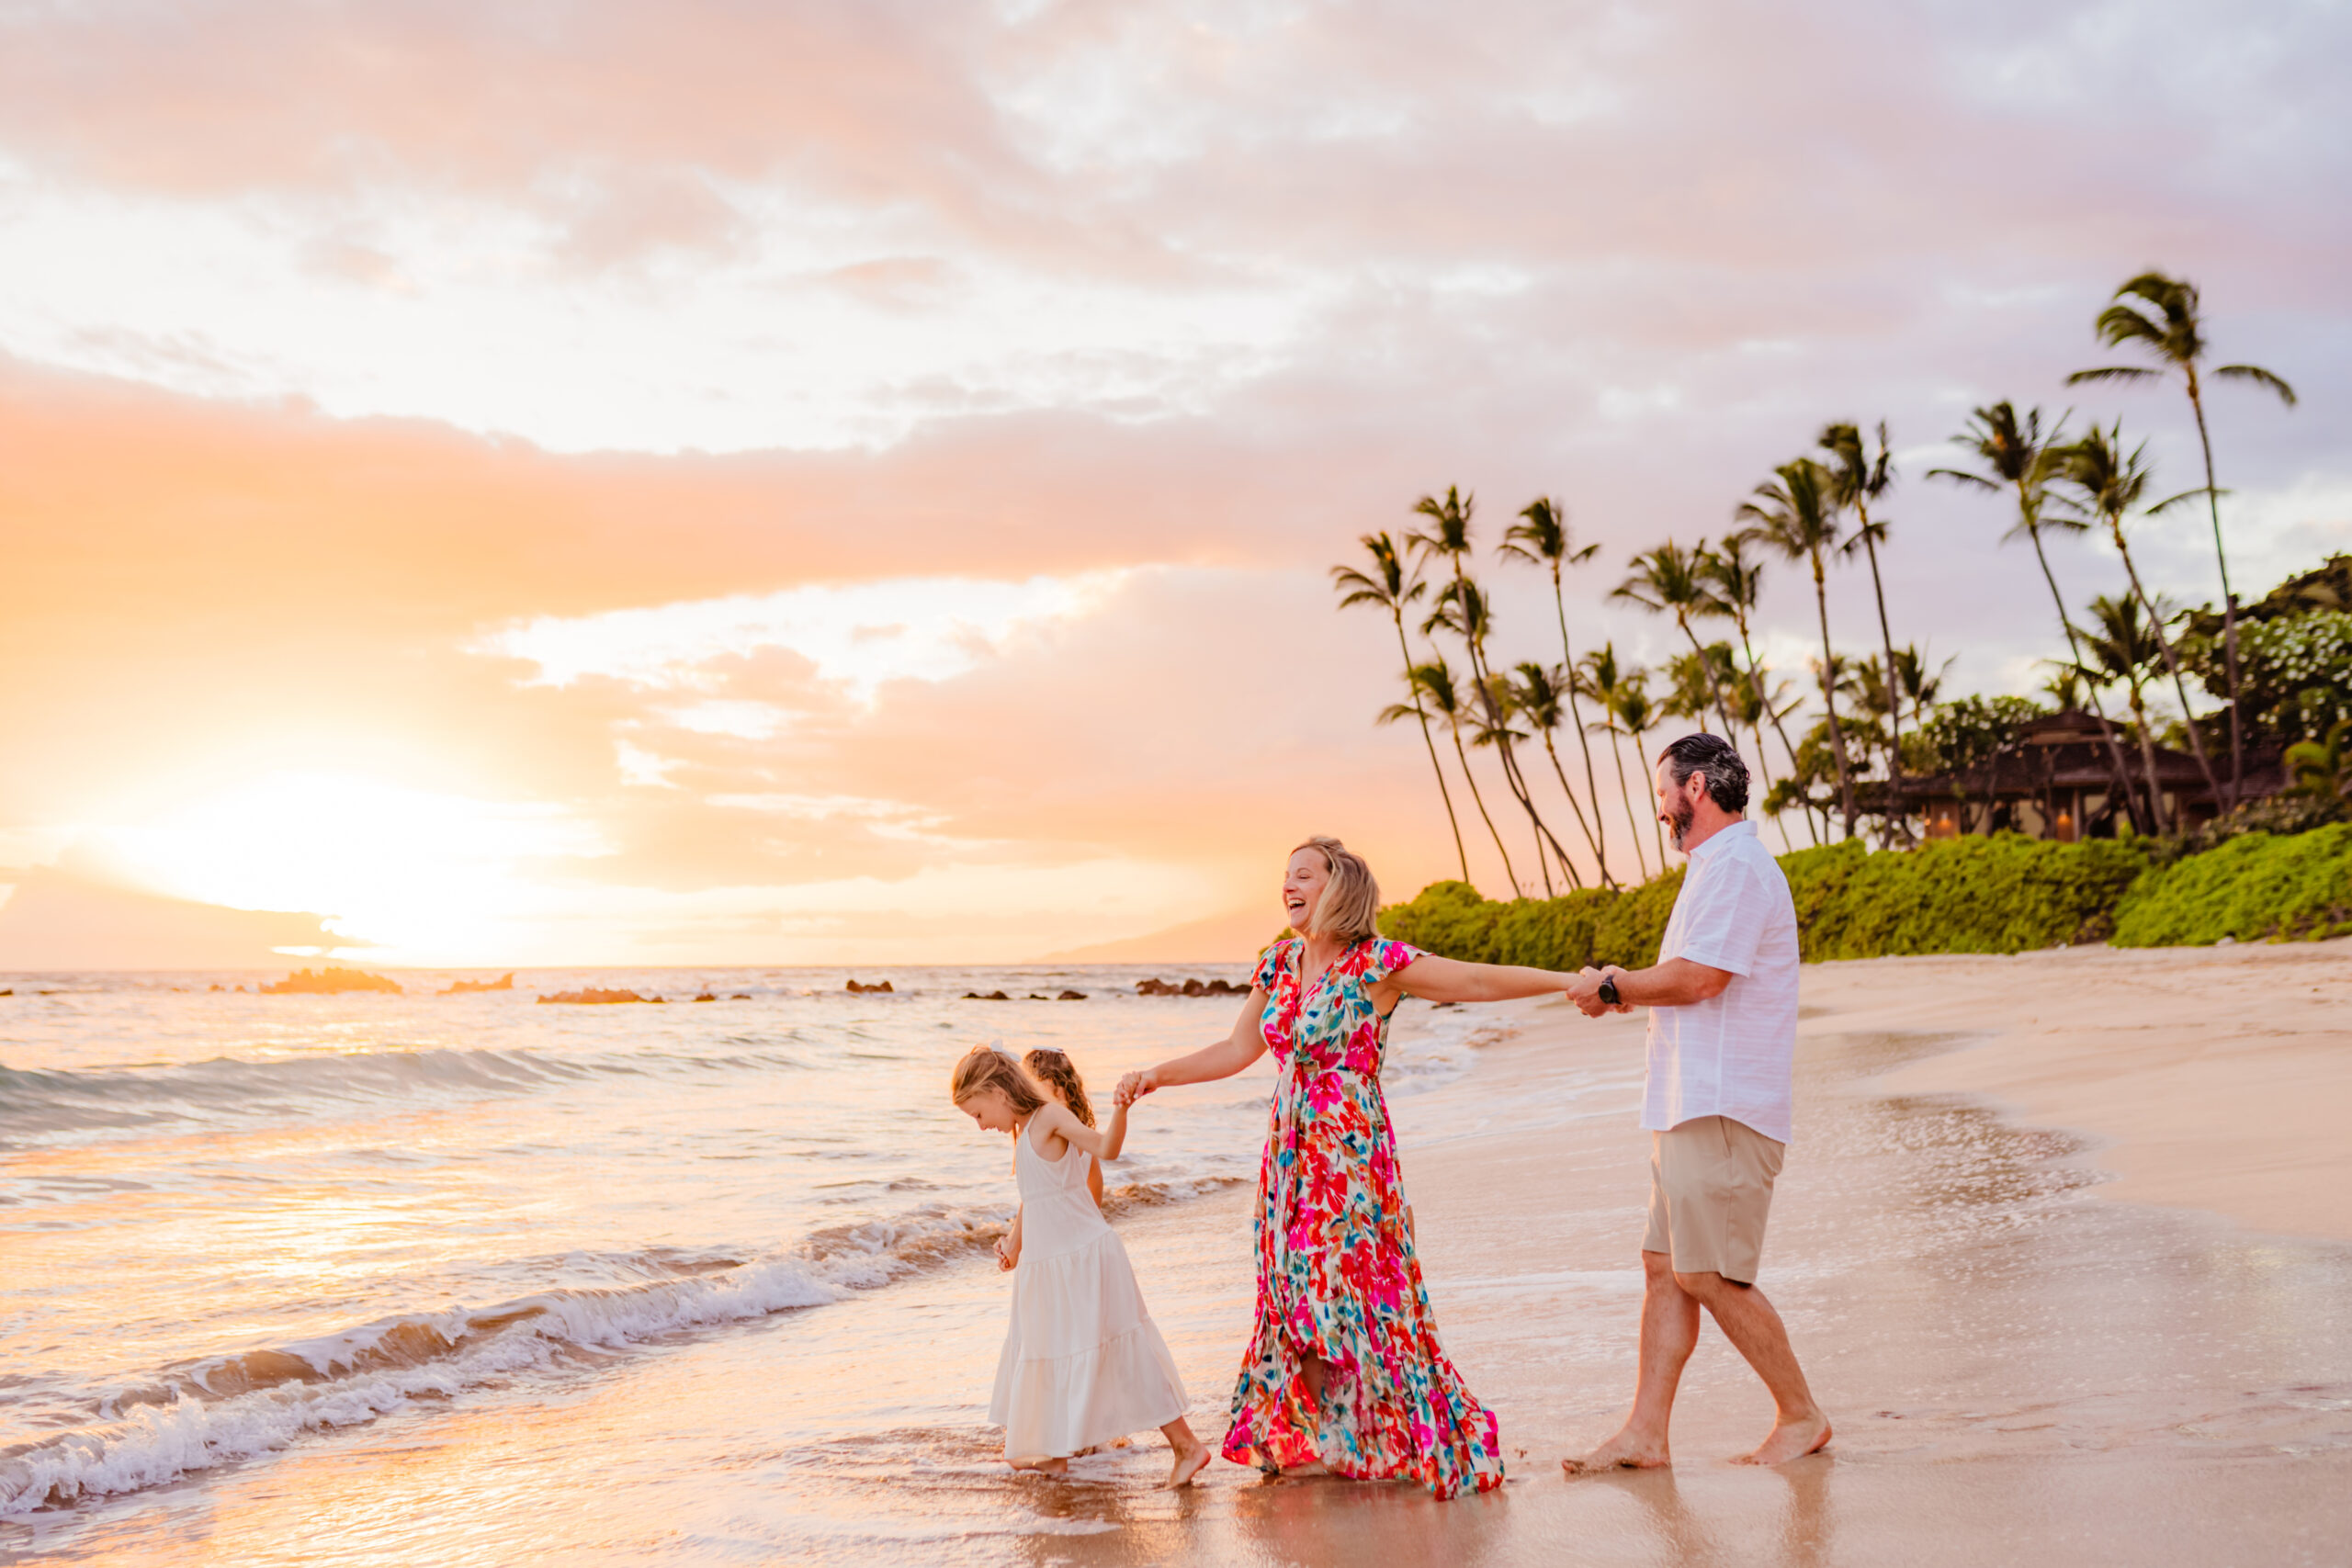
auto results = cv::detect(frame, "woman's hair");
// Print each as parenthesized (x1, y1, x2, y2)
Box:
(949, 1044, 1046, 1115)
(1023, 1048, 1095, 1128)
(1292, 835, 1382, 944)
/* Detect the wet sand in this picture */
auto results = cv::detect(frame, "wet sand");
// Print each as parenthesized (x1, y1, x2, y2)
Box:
(17, 944, 2351, 1565)
(1818, 940, 2352, 1240)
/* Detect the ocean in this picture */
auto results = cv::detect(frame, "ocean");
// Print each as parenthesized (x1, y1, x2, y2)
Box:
(0, 964, 1521, 1560)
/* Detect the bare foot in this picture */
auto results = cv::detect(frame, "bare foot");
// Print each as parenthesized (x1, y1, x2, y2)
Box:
(1732, 1414, 1831, 1466)
(1012, 1456, 1070, 1475)
(1561, 1427, 1671, 1476)
(1164, 1443, 1211, 1489)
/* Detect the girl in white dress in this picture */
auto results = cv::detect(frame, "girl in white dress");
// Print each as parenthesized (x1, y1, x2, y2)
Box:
(950, 1046, 1210, 1487)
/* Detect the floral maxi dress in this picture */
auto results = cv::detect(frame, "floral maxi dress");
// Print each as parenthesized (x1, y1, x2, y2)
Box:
(1219, 936, 1506, 1498)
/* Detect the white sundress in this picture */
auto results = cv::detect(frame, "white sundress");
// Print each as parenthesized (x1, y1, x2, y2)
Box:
(987, 1118, 1188, 1461)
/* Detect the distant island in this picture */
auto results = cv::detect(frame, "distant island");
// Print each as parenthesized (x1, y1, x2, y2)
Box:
(537, 987, 663, 1005)
(261, 966, 401, 996)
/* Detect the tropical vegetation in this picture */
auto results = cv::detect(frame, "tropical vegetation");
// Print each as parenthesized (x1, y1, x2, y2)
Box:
(1337, 268, 2346, 950)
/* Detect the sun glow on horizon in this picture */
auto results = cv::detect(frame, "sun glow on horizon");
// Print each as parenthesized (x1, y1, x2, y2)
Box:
(91, 772, 611, 959)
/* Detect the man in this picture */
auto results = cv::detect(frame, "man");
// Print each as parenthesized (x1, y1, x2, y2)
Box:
(1561, 732, 1831, 1471)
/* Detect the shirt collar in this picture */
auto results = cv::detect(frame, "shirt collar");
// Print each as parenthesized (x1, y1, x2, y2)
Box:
(1686, 818, 1757, 863)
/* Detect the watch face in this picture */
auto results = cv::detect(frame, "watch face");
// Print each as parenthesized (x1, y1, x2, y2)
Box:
(1600, 978, 1620, 1004)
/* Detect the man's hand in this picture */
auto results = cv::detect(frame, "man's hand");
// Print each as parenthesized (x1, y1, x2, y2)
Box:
(1566, 964, 1636, 1018)
(1114, 1069, 1158, 1107)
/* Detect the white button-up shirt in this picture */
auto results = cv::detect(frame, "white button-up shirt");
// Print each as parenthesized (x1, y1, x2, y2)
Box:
(1640, 819, 1801, 1143)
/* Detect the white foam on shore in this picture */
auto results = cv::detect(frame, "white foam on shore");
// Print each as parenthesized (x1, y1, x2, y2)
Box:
(0, 1257, 837, 1517)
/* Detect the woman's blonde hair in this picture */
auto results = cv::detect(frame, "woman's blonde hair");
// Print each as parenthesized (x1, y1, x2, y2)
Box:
(950, 1044, 1046, 1115)
(1292, 835, 1382, 944)
(1023, 1048, 1095, 1127)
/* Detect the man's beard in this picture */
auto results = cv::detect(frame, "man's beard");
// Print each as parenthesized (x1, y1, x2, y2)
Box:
(1666, 801, 1696, 851)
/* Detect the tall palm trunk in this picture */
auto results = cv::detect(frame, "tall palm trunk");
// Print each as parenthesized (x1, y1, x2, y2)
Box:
(1545, 565, 1612, 886)
(1856, 520, 1910, 844)
(1536, 730, 1606, 885)
(2121, 678, 2171, 836)
(1806, 551, 1860, 837)
(1601, 723, 1651, 882)
(1454, 600, 1566, 896)
(1442, 704, 1518, 891)
(1389, 614, 1467, 880)
(1729, 615, 1820, 848)
(2105, 519, 2228, 821)
(1674, 611, 1738, 738)
(1630, 717, 1668, 867)
(2185, 369, 2244, 809)
(2017, 512, 2153, 835)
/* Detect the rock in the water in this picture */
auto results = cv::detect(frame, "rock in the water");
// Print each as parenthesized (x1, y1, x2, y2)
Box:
(262, 966, 402, 996)
(1057, 989, 1087, 1000)
(440, 973, 514, 996)
(537, 987, 659, 1005)
(730, 993, 752, 1000)
(845, 978, 896, 993)
(963, 989, 1012, 1001)
(692, 992, 718, 1002)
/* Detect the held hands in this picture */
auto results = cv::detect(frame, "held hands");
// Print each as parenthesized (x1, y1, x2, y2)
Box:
(1114, 1068, 1159, 1108)
(1566, 964, 1635, 1019)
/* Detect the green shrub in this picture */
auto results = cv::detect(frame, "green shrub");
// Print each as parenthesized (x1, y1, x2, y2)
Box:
(1382, 832, 2154, 967)
(1784, 834, 2150, 958)
(2111, 825, 2352, 946)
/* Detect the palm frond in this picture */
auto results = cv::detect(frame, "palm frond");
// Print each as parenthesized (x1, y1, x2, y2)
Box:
(2064, 366, 2163, 387)
(2213, 364, 2299, 407)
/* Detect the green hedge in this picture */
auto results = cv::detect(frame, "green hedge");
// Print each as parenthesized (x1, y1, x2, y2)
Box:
(1382, 832, 2160, 967)
(2111, 825, 2352, 945)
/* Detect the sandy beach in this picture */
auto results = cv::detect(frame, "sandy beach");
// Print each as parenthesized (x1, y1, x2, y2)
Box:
(14, 942, 2350, 1566)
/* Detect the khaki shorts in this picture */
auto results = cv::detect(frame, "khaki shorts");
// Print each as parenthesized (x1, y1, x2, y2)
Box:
(1643, 1115, 1786, 1285)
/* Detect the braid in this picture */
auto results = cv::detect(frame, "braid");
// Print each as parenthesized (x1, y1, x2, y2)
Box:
(1023, 1048, 1095, 1128)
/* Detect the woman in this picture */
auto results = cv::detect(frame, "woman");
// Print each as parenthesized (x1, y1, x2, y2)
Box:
(1115, 835, 1586, 1499)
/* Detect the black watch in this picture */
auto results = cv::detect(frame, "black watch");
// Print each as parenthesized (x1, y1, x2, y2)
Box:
(1598, 975, 1622, 1006)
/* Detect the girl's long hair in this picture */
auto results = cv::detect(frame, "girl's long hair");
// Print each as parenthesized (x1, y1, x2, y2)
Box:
(950, 1044, 1046, 1115)
(1022, 1047, 1094, 1128)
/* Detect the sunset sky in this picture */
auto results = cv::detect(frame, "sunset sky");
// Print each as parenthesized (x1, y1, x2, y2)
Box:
(3, 0, 2348, 965)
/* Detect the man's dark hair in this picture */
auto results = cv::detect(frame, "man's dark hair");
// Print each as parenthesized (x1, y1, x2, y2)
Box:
(1658, 732, 1750, 814)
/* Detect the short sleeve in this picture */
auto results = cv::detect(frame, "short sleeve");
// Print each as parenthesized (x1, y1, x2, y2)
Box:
(1361, 937, 1427, 987)
(1670, 862, 1766, 976)
(1251, 939, 1292, 993)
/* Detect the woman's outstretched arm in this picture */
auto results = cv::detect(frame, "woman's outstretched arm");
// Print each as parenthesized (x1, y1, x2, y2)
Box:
(1385, 955, 1577, 1006)
(1115, 990, 1272, 1104)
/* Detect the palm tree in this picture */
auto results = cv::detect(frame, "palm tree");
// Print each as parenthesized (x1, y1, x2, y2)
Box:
(1383, 657, 1516, 890)
(1424, 576, 1574, 894)
(1736, 458, 1859, 837)
(1699, 535, 1819, 846)
(2075, 592, 2176, 834)
(1503, 497, 1611, 883)
(1411, 488, 1570, 893)
(2053, 423, 2226, 822)
(1611, 674, 1669, 870)
(1334, 533, 1469, 881)
(1612, 540, 1739, 739)
(1512, 661, 1611, 887)
(1928, 402, 2150, 835)
(2066, 272, 2299, 806)
(1820, 421, 1910, 841)
(1577, 643, 1653, 882)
